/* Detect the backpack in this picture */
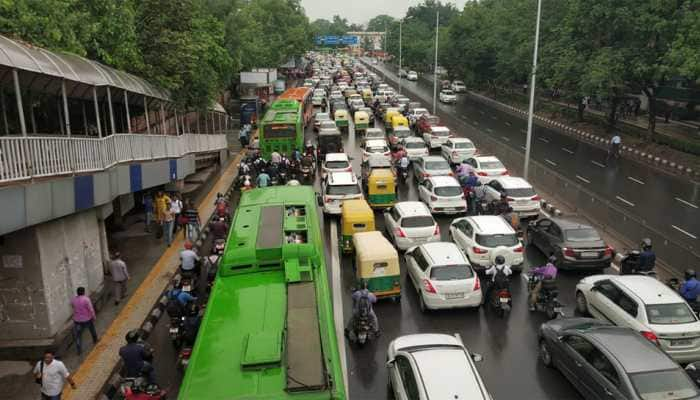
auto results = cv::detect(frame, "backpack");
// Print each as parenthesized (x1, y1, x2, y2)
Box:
(493, 267, 508, 289)
(357, 292, 371, 318)
(166, 292, 183, 317)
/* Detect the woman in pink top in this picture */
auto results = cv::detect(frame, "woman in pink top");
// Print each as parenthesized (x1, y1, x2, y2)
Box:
(71, 287, 98, 355)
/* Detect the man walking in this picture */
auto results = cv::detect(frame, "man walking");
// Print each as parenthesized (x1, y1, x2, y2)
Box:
(142, 193, 154, 233)
(170, 194, 183, 234)
(163, 201, 175, 246)
(109, 252, 130, 305)
(70, 287, 98, 356)
(34, 349, 76, 399)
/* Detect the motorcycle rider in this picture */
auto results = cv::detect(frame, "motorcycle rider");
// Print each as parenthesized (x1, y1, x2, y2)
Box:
(347, 282, 379, 338)
(291, 147, 302, 163)
(484, 255, 513, 304)
(256, 169, 271, 188)
(181, 302, 202, 347)
(462, 171, 480, 214)
(638, 238, 656, 272)
(397, 153, 410, 181)
(119, 330, 156, 383)
(528, 256, 558, 311)
(180, 241, 201, 277)
(210, 217, 228, 241)
(270, 150, 282, 165)
(680, 269, 700, 308)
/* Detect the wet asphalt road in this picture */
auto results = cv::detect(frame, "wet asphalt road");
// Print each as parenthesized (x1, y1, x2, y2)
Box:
(362, 59, 700, 268)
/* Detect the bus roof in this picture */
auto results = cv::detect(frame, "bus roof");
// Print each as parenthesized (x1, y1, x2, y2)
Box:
(279, 87, 312, 102)
(262, 110, 299, 124)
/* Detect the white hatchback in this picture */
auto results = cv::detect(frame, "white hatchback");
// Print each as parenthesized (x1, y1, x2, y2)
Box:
(322, 153, 352, 177)
(402, 137, 429, 161)
(449, 215, 524, 272)
(441, 138, 477, 165)
(423, 126, 451, 149)
(405, 242, 482, 311)
(418, 176, 466, 215)
(383, 202, 441, 251)
(464, 156, 508, 184)
(321, 171, 363, 215)
(482, 176, 541, 218)
(362, 139, 391, 163)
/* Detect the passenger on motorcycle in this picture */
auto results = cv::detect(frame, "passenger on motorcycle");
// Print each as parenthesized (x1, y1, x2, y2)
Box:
(347, 283, 379, 336)
(256, 169, 271, 188)
(391, 146, 407, 164)
(180, 241, 201, 276)
(456, 160, 474, 178)
(210, 217, 228, 241)
(528, 256, 558, 311)
(119, 330, 156, 383)
(291, 147, 302, 163)
(638, 238, 656, 271)
(680, 269, 700, 305)
(484, 255, 513, 304)
(270, 151, 282, 165)
(397, 154, 410, 181)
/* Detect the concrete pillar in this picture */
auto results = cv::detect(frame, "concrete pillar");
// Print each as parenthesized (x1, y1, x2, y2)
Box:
(196, 112, 201, 134)
(82, 101, 88, 134)
(174, 110, 179, 135)
(211, 112, 215, 134)
(144, 96, 151, 134)
(12, 69, 27, 136)
(61, 80, 71, 136)
(28, 94, 37, 134)
(92, 86, 102, 137)
(124, 90, 132, 133)
(106, 87, 116, 135)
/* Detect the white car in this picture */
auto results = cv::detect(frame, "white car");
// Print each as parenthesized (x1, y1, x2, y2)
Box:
(463, 156, 509, 183)
(318, 120, 337, 132)
(312, 95, 325, 107)
(322, 153, 352, 176)
(451, 80, 467, 93)
(441, 138, 477, 165)
(409, 107, 430, 125)
(314, 112, 331, 131)
(576, 275, 700, 363)
(321, 171, 363, 215)
(422, 126, 451, 149)
(406, 70, 418, 81)
(362, 139, 391, 163)
(449, 215, 524, 272)
(363, 127, 384, 140)
(401, 137, 429, 161)
(383, 202, 441, 250)
(405, 242, 482, 311)
(482, 176, 541, 218)
(418, 176, 466, 215)
(439, 90, 457, 103)
(412, 155, 453, 184)
(387, 334, 491, 400)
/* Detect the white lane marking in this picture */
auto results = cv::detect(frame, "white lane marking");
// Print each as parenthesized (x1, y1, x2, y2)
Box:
(501, 136, 510, 142)
(616, 196, 635, 207)
(562, 147, 574, 155)
(474, 121, 480, 125)
(576, 175, 591, 184)
(520, 145, 527, 150)
(671, 225, 698, 240)
(479, 110, 485, 115)
(675, 197, 699, 209)
(627, 176, 645, 185)
(520, 129, 527, 134)
(538, 137, 550, 143)
(486, 128, 493, 133)
(544, 159, 557, 167)
(505, 121, 512, 126)
(591, 160, 606, 168)
(329, 220, 349, 390)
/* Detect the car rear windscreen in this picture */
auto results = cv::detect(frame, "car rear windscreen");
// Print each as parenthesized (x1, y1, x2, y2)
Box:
(475, 233, 518, 247)
(432, 130, 450, 137)
(434, 186, 462, 197)
(430, 265, 473, 280)
(646, 303, 697, 324)
(505, 188, 536, 198)
(401, 216, 435, 228)
(480, 161, 504, 170)
(326, 184, 360, 196)
(425, 161, 449, 170)
(564, 228, 601, 241)
(325, 161, 349, 169)
(454, 142, 474, 149)
(405, 142, 426, 149)
(630, 370, 698, 400)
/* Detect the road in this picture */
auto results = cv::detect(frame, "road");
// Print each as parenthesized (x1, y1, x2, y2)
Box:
(362, 59, 700, 271)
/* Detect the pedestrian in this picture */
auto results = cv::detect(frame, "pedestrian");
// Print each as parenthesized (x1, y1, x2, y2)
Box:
(70, 287, 97, 356)
(109, 252, 130, 305)
(163, 202, 175, 246)
(34, 349, 76, 400)
(182, 200, 200, 242)
(142, 193, 154, 233)
(170, 194, 183, 234)
(154, 191, 171, 238)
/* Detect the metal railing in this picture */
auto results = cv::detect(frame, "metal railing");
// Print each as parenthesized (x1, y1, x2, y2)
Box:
(0, 133, 227, 184)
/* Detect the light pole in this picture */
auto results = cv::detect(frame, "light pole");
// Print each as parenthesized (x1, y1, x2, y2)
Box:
(523, 0, 543, 180)
(432, 10, 439, 115)
(399, 20, 403, 94)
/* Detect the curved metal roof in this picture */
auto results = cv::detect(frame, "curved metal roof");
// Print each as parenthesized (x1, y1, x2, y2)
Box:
(0, 34, 170, 100)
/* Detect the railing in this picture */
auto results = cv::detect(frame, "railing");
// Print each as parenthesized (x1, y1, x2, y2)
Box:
(0, 133, 227, 184)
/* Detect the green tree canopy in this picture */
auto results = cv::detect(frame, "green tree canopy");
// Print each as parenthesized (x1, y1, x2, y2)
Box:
(366, 14, 395, 32)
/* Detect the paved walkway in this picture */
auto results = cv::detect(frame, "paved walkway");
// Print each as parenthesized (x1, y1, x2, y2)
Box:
(63, 151, 243, 399)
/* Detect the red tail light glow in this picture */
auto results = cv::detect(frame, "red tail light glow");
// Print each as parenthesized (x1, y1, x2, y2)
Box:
(502, 170, 510, 175)
(472, 246, 488, 254)
(563, 247, 575, 257)
(506, 197, 515, 202)
(325, 197, 332, 203)
(514, 246, 524, 253)
(641, 331, 659, 345)
(473, 276, 481, 291)
(531, 195, 541, 201)
(433, 224, 440, 236)
(604, 245, 613, 257)
(423, 279, 437, 293)
(430, 195, 438, 201)
(477, 172, 488, 176)
(395, 228, 406, 238)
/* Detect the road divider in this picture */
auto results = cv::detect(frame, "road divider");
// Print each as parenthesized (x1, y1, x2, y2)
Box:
(575, 175, 591, 184)
(627, 176, 645, 185)
(562, 147, 574, 155)
(591, 160, 606, 168)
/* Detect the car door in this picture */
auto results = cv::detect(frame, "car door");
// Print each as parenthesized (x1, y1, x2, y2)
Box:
(588, 281, 633, 326)
(540, 221, 563, 256)
(450, 219, 469, 250)
(405, 247, 425, 291)
(579, 347, 627, 400)
(418, 180, 432, 204)
(558, 335, 603, 399)
(391, 355, 421, 400)
(441, 141, 451, 159)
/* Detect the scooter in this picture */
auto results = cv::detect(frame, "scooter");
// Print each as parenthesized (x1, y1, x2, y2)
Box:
(345, 313, 375, 346)
(177, 347, 192, 372)
(528, 275, 564, 319)
(121, 377, 167, 400)
(616, 250, 656, 277)
(488, 280, 512, 318)
(396, 165, 409, 183)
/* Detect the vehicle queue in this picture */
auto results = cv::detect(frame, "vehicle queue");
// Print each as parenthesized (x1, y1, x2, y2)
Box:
(236, 52, 700, 400)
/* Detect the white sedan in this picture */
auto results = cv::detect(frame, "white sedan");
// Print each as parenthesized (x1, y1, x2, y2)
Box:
(439, 89, 457, 103)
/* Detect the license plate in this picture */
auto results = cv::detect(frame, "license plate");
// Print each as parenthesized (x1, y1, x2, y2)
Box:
(446, 293, 464, 299)
(671, 339, 693, 346)
(169, 328, 179, 334)
(183, 285, 192, 292)
(499, 297, 510, 303)
(581, 252, 599, 258)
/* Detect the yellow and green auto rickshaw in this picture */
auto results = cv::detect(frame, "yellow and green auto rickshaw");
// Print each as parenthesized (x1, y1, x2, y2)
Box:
(354, 110, 370, 134)
(353, 231, 401, 301)
(334, 109, 349, 133)
(384, 109, 401, 132)
(340, 199, 375, 253)
(362, 88, 373, 103)
(391, 114, 409, 131)
(366, 168, 397, 209)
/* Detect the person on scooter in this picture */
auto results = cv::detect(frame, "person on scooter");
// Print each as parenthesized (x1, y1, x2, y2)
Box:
(180, 241, 200, 277)
(397, 153, 410, 181)
(256, 169, 271, 188)
(119, 330, 156, 383)
(347, 282, 379, 337)
(680, 269, 700, 307)
(181, 302, 202, 347)
(528, 255, 558, 311)
(210, 217, 229, 241)
(638, 238, 656, 272)
(484, 255, 512, 304)
(462, 171, 480, 214)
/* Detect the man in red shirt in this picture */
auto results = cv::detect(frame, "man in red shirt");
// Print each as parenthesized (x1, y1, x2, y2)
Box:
(70, 287, 98, 355)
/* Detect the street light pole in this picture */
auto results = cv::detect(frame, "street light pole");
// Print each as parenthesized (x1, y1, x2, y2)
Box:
(523, 0, 543, 180)
(399, 20, 403, 94)
(432, 10, 439, 115)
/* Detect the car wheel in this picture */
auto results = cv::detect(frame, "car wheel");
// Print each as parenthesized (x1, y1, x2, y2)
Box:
(575, 291, 589, 315)
(539, 340, 553, 367)
(419, 294, 428, 313)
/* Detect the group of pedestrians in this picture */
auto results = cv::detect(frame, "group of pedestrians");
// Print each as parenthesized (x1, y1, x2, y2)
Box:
(144, 191, 201, 245)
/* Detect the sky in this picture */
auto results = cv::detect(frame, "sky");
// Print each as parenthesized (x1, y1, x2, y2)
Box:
(300, 0, 468, 25)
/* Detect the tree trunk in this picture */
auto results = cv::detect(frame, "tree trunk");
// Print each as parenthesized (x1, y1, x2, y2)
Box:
(643, 87, 656, 142)
(577, 98, 585, 122)
(607, 96, 619, 127)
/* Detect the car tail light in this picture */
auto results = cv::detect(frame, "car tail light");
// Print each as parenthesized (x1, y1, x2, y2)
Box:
(477, 172, 488, 176)
(430, 195, 438, 201)
(422, 173, 430, 177)
(641, 331, 659, 345)
(506, 197, 515, 202)
(472, 246, 488, 254)
(604, 245, 613, 257)
(325, 197, 332, 203)
(452, 151, 459, 157)
(563, 247, 575, 257)
(423, 279, 437, 294)
(433, 224, 440, 236)
(501, 170, 510, 175)
(497, 289, 511, 299)
(531, 195, 541, 201)
(395, 227, 406, 238)
(473, 276, 481, 291)
(514, 246, 524, 253)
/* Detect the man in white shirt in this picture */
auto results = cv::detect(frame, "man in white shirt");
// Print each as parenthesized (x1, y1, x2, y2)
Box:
(33, 350, 76, 399)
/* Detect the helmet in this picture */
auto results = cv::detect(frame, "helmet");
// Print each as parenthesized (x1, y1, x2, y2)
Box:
(494, 255, 506, 265)
(548, 255, 557, 264)
(641, 238, 652, 249)
(125, 329, 140, 343)
(184, 241, 193, 250)
(686, 269, 697, 280)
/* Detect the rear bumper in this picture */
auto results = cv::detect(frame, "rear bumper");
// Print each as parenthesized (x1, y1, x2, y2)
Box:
(662, 345, 700, 363)
(423, 290, 482, 309)
(430, 204, 466, 215)
(559, 257, 611, 270)
(395, 235, 440, 251)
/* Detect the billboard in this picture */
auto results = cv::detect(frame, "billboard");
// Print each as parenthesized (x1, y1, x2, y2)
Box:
(315, 35, 359, 46)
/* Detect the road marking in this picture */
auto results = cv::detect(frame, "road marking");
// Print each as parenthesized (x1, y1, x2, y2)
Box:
(491, 115, 497, 120)
(538, 137, 550, 143)
(576, 175, 591, 184)
(501, 136, 510, 142)
(329, 220, 349, 391)
(520, 145, 527, 150)
(675, 197, 699, 209)
(544, 159, 557, 166)
(474, 121, 480, 126)
(505, 121, 512, 126)
(591, 160, 606, 168)
(627, 176, 645, 185)
(671, 225, 698, 240)
(616, 196, 635, 207)
(520, 129, 527, 134)
(562, 147, 574, 155)
(486, 128, 493, 133)
(479, 110, 485, 115)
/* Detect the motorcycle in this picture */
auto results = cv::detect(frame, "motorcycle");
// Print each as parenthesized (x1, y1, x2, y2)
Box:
(177, 347, 193, 372)
(616, 249, 655, 277)
(528, 275, 564, 319)
(168, 316, 185, 349)
(345, 313, 375, 346)
(396, 165, 409, 183)
(180, 272, 197, 295)
(120, 377, 167, 400)
(687, 362, 700, 388)
(300, 165, 314, 184)
(488, 278, 512, 318)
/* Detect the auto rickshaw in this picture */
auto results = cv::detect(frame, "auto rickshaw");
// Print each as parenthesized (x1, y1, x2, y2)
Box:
(354, 110, 370, 134)
(384, 109, 401, 132)
(391, 114, 409, 131)
(352, 231, 401, 301)
(361, 88, 373, 103)
(334, 109, 349, 133)
(340, 199, 375, 253)
(365, 168, 397, 209)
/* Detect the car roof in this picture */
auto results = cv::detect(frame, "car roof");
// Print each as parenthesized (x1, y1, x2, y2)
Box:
(421, 242, 468, 265)
(466, 215, 515, 234)
(413, 349, 486, 399)
(495, 176, 532, 189)
(429, 176, 460, 187)
(611, 275, 685, 305)
(325, 153, 349, 162)
(395, 201, 432, 217)
(327, 171, 357, 184)
(583, 326, 679, 373)
(449, 137, 473, 143)
(548, 217, 594, 230)
(366, 128, 383, 134)
(431, 126, 450, 132)
(421, 155, 448, 163)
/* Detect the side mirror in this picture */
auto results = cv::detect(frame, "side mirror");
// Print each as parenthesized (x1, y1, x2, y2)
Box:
(316, 194, 323, 207)
(471, 353, 484, 363)
(386, 359, 395, 368)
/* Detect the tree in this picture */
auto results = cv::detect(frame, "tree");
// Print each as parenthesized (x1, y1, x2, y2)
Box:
(669, 3, 700, 82)
(366, 14, 395, 33)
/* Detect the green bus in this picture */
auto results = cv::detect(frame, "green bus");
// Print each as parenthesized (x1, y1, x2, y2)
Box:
(179, 186, 346, 400)
(259, 98, 304, 158)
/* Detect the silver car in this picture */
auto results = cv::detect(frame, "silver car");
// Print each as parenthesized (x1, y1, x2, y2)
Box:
(413, 155, 453, 184)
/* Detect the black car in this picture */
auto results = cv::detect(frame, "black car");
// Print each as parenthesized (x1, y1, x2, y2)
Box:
(539, 318, 700, 400)
(526, 217, 612, 270)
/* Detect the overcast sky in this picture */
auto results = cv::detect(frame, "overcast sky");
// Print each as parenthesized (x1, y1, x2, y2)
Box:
(300, 0, 468, 25)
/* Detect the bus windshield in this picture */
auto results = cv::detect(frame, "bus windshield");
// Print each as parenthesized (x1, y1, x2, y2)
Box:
(264, 124, 296, 138)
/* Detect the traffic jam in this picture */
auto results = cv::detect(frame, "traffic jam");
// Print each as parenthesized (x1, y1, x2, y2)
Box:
(297, 53, 700, 400)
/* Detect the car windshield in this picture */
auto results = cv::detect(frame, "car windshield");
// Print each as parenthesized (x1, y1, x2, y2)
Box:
(430, 265, 473, 281)
(425, 160, 449, 170)
(442, 91, 454, 95)
(316, 114, 330, 121)
(480, 160, 504, 170)
(434, 186, 462, 197)
(475, 233, 518, 247)
(320, 121, 335, 129)
(366, 132, 383, 139)
(368, 146, 388, 153)
(326, 184, 360, 196)
(325, 161, 349, 169)
(630, 369, 698, 400)
(565, 228, 601, 241)
(401, 215, 435, 228)
(405, 142, 426, 149)
(505, 188, 536, 198)
(432, 130, 450, 137)
(394, 130, 410, 138)
(454, 142, 474, 149)
(646, 303, 697, 324)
